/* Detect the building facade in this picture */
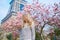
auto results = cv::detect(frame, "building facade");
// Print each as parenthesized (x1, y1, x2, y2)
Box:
(1, 0, 27, 24)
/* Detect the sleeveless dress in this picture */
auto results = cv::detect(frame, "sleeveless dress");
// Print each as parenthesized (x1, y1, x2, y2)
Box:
(19, 23, 35, 40)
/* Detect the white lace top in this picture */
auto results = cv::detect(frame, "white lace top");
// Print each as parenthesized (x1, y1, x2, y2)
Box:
(19, 23, 35, 40)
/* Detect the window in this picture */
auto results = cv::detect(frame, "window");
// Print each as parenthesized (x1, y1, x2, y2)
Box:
(20, 4, 24, 11)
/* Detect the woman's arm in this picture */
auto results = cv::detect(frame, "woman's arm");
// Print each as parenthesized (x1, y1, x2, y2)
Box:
(31, 22, 35, 40)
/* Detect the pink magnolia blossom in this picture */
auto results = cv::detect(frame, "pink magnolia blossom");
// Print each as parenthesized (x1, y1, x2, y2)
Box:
(2, 0, 60, 33)
(2, 12, 23, 32)
(23, 1, 60, 29)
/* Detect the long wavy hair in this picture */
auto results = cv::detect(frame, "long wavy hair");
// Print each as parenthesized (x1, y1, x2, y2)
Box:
(22, 14, 34, 28)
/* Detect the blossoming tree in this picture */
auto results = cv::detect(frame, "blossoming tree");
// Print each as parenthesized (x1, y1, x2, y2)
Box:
(22, 0, 60, 40)
(1, 0, 60, 40)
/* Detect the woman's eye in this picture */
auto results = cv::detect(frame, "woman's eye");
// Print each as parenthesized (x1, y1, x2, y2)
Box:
(24, 20, 26, 23)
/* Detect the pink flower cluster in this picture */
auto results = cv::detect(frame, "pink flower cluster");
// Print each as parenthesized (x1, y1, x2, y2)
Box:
(2, 0, 60, 32)
(2, 12, 23, 32)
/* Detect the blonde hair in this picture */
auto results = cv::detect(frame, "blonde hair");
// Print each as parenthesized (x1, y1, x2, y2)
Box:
(22, 14, 34, 28)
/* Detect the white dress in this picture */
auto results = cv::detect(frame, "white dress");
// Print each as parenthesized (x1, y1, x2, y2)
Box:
(19, 23, 35, 40)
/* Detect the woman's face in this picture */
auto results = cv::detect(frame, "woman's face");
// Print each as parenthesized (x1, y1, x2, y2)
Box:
(23, 15, 28, 23)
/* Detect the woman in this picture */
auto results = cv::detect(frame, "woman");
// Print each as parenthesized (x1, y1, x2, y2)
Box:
(19, 14, 35, 40)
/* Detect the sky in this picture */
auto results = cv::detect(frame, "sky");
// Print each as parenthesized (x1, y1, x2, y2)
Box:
(0, 0, 11, 23)
(0, 0, 60, 23)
